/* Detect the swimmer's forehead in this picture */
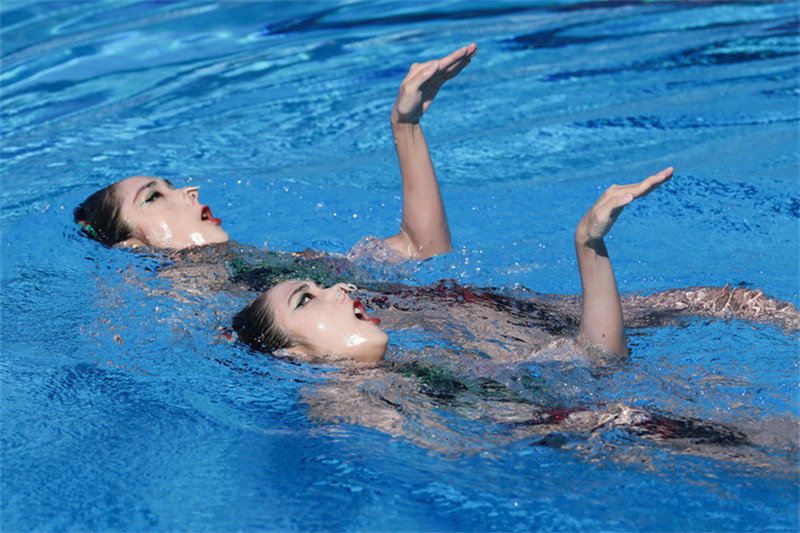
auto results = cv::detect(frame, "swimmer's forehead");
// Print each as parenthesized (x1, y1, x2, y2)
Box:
(115, 176, 176, 203)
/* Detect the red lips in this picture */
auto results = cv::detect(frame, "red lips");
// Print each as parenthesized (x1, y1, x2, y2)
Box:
(353, 300, 380, 325)
(201, 205, 221, 225)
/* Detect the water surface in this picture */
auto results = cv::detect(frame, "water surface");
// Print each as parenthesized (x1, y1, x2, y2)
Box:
(2, 1, 798, 531)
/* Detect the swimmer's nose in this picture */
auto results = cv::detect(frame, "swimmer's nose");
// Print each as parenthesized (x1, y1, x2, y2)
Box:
(181, 185, 200, 205)
(330, 283, 355, 302)
(343, 283, 357, 293)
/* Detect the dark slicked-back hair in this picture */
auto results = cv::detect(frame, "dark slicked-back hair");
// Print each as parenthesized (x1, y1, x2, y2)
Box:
(232, 291, 293, 353)
(73, 183, 133, 246)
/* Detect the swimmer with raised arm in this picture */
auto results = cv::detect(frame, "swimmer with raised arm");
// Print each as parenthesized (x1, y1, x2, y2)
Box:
(73, 44, 478, 262)
(231, 162, 799, 463)
(225, 41, 798, 362)
(232, 164, 799, 364)
(71, 40, 797, 461)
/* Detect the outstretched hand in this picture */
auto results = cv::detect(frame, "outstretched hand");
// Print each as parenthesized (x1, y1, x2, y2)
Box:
(391, 42, 477, 125)
(576, 167, 674, 244)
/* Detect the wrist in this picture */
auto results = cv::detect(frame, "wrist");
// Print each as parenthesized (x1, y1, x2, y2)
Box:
(574, 224, 602, 250)
(390, 118, 421, 140)
(390, 107, 420, 128)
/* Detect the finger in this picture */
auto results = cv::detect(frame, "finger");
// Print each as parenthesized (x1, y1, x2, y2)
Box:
(456, 42, 477, 63)
(405, 60, 439, 91)
(443, 46, 476, 72)
(439, 44, 470, 66)
(440, 51, 477, 80)
(438, 43, 474, 70)
(631, 166, 674, 198)
(441, 57, 472, 80)
(412, 43, 476, 83)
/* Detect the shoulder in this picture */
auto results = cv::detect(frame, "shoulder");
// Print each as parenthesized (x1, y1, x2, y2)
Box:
(346, 235, 407, 263)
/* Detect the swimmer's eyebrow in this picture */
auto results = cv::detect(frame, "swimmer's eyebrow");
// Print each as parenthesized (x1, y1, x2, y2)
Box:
(288, 282, 309, 308)
(133, 180, 157, 203)
(163, 179, 175, 189)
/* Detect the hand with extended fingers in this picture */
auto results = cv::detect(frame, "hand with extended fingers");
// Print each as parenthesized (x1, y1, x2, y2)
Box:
(576, 167, 674, 244)
(391, 42, 477, 125)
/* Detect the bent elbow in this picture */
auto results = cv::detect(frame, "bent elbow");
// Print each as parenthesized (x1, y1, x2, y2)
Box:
(416, 241, 452, 260)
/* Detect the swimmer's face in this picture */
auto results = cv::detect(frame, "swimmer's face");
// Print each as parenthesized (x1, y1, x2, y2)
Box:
(264, 280, 388, 363)
(114, 176, 229, 249)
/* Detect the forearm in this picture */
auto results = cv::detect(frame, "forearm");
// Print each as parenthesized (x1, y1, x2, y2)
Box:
(622, 286, 800, 331)
(388, 114, 451, 259)
(574, 227, 628, 356)
(569, 167, 673, 354)
(353, 43, 474, 262)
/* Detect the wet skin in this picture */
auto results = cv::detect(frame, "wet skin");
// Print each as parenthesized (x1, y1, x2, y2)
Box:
(115, 176, 229, 249)
(262, 280, 389, 363)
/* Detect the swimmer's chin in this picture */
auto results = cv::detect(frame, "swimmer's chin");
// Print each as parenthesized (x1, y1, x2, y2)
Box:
(352, 340, 389, 367)
(326, 329, 389, 367)
(358, 330, 390, 365)
(113, 232, 230, 251)
(276, 337, 388, 368)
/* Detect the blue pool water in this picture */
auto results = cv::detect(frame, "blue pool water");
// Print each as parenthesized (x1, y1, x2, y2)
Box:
(2, 1, 799, 531)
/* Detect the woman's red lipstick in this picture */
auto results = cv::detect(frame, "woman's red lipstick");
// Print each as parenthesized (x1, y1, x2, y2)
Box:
(201, 205, 221, 225)
(353, 300, 380, 325)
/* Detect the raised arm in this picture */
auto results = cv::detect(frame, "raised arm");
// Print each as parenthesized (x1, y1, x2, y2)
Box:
(574, 167, 674, 356)
(365, 43, 477, 261)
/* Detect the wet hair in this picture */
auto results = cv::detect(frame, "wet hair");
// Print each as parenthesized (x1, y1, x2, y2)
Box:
(73, 183, 133, 246)
(232, 291, 293, 353)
